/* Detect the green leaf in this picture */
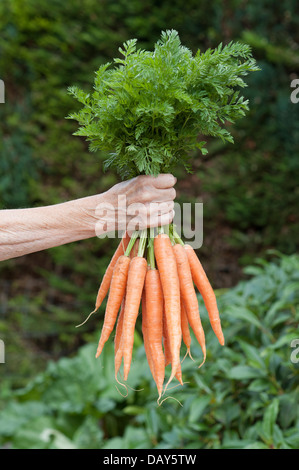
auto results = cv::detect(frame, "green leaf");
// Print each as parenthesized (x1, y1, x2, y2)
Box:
(226, 305, 264, 329)
(0, 401, 48, 437)
(243, 441, 269, 449)
(13, 416, 76, 449)
(227, 365, 265, 380)
(262, 398, 279, 442)
(188, 396, 211, 423)
(123, 406, 146, 416)
(248, 379, 271, 392)
(238, 341, 266, 369)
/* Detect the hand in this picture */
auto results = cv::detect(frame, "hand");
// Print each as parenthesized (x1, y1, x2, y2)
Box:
(96, 174, 177, 234)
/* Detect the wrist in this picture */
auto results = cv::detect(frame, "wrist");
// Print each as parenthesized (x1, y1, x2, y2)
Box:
(72, 189, 119, 239)
(70, 193, 104, 239)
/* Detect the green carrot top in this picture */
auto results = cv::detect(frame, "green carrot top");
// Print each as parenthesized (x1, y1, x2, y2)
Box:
(67, 29, 259, 179)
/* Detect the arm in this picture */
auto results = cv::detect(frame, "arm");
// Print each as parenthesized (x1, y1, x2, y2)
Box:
(0, 195, 102, 261)
(0, 174, 176, 262)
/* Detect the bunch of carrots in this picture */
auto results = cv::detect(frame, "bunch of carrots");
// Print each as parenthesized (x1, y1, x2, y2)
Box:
(79, 225, 224, 403)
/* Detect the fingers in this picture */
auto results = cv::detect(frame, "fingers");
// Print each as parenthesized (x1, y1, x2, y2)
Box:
(150, 173, 177, 189)
(147, 209, 175, 229)
(135, 174, 176, 204)
(139, 187, 176, 204)
(107, 173, 177, 232)
(135, 173, 176, 189)
(126, 200, 175, 232)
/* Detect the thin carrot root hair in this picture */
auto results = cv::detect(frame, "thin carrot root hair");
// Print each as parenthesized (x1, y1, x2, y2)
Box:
(197, 349, 207, 369)
(75, 309, 96, 328)
(126, 383, 144, 392)
(182, 348, 195, 363)
(115, 372, 129, 398)
(116, 370, 144, 393)
(157, 395, 183, 408)
(162, 380, 188, 395)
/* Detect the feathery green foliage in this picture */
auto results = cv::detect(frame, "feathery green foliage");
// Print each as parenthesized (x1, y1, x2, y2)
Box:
(67, 30, 259, 178)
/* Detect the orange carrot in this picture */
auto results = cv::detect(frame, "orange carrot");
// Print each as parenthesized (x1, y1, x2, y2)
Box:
(76, 232, 130, 329)
(144, 268, 165, 398)
(114, 297, 125, 379)
(173, 243, 206, 364)
(95, 254, 130, 358)
(122, 255, 148, 381)
(114, 237, 139, 378)
(154, 233, 181, 388)
(94, 232, 130, 312)
(114, 298, 125, 353)
(142, 289, 157, 389)
(184, 244, 225, 346)
(162, 308, 171, 366)
(163, 307, 183, 385)
(181, 300, 192, 359)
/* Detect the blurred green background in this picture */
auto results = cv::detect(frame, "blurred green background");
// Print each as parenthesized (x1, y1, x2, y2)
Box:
(0, 0, 298, 449)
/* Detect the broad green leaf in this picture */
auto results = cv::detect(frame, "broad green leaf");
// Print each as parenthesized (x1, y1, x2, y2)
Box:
(94, 397, 116, 413)
(226, 305, 263, 329)
(0, 401, 47, 437)
(239, 340, 266, 369)
(188, 396, 211, 423)
(227, 365, 265, 380)
(248, 379, 272, 392)
(262, 398, 279, 441)
(123, 406, 146, 416)
(279, 396, 298, 429)
(73, 417, 104, 449)
(285, 431, 299, 448)
(243, 441, 269, 449)
(102, 437, 126, 449)
(267, 333, 299, 350)
(12, 416, 76, 449)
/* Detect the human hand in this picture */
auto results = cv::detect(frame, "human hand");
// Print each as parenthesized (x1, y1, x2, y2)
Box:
(96, 174, 177, 234)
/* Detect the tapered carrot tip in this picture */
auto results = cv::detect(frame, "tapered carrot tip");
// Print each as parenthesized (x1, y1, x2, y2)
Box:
(95, 349, 102, 359)
(219, 333, 225, 346)
(184, 244, 225, 346)
(211, 319, 225, 346)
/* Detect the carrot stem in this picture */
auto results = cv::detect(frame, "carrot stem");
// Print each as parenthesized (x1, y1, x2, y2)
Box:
(125, 231, 139, 257)
(173, 228, 184, 246)
(148, 231, 156, 270)
(162, 224, 170, 236)
(137, 229, 147, 258)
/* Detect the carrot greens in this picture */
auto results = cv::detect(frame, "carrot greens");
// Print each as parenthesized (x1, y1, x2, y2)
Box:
(68, 29, 259, 179)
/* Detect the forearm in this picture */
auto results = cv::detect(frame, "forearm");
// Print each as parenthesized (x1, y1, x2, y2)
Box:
(0, 174, 176, 262)
(0, 193, 105, 261)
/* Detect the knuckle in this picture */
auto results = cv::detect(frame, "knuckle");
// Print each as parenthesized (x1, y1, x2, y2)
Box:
(170, 187, 176, 199)
(140, 187, 152, 202)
